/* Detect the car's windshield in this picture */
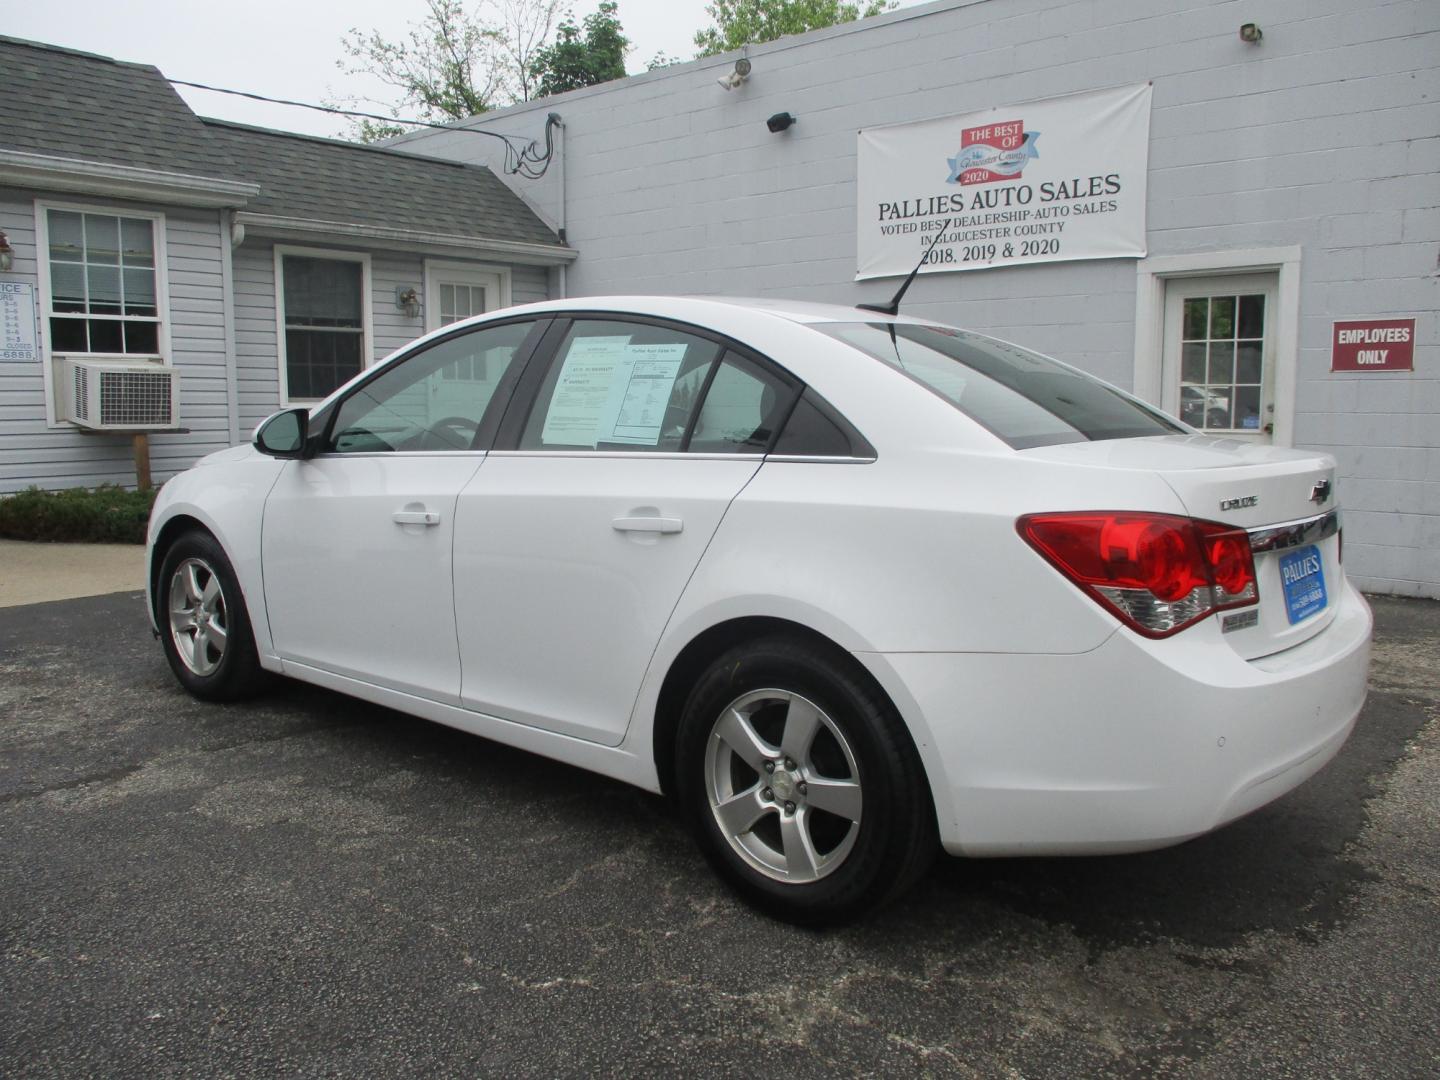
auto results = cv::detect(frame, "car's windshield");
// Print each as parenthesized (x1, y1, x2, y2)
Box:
(817, 322, 1182, 449)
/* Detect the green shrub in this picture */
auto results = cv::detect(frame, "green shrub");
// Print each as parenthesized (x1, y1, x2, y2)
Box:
(0, 485, 157, 544)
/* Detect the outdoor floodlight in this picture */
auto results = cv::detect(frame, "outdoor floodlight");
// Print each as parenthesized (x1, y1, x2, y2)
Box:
(717, 56, 752, 90)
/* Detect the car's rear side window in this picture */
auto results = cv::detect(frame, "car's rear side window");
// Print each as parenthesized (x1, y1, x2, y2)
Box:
(518, 320, 807, 455)
(519, 320, 722, 451)
(817, 323, 1182, 449)
(688, 351, 791, 454)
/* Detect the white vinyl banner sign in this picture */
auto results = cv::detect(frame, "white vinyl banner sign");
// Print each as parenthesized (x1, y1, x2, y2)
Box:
(856, 83, 1152, 280)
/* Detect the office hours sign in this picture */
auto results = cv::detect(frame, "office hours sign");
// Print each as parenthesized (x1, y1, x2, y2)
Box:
(0, 281, 39, 361)
(856, 83, 1152, 280)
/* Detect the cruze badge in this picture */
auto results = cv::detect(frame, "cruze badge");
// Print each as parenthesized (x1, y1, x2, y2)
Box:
(1219, 494, 1259, 511)
(1310, 479, 1332, 505)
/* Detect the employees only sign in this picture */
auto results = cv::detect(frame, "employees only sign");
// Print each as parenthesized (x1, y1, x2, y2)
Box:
(1331, 318, 1415, 372)
(856, 84, 1153, 280)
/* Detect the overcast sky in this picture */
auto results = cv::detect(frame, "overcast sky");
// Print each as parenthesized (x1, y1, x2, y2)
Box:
(5, 0, 922, 139)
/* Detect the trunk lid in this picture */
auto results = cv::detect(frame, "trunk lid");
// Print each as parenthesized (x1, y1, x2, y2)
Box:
(1022, 435, 1341, 658)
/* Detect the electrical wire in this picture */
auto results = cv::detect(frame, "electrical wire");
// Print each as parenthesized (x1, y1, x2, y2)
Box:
(167, 77, 558, 178)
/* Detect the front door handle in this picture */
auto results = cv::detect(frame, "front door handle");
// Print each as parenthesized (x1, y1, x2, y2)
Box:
(612, 515, 683, 535)
(393, 509, 441, 526)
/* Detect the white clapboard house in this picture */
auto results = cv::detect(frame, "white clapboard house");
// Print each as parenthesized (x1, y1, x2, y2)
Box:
(0, 35, 574, 490)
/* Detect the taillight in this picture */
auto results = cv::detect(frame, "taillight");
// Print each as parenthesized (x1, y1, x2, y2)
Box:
(1018, 512, 1258, 638)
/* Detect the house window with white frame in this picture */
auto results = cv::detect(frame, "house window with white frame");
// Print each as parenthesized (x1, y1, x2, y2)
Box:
(278, 253, 367, 400)
(46, 209, 162, 357)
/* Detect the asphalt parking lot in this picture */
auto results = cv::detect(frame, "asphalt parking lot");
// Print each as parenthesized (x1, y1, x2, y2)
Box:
(2, 592, 1437, 1078)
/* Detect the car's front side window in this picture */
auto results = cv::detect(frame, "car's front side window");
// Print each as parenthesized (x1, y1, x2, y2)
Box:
(519, 320, 723, 452)
(328, 321, 535, 453)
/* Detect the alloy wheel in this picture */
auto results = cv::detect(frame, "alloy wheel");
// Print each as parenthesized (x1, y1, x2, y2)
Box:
(167, 557, 229, 677)
(704, 688, 863, 883)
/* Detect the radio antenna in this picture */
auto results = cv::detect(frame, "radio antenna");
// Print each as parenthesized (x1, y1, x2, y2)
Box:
(857, 218, 953, 317)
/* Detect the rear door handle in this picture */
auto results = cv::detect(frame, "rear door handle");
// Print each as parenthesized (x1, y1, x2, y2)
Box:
(393, 510, 441, 526)
(611, 515, 683, 534)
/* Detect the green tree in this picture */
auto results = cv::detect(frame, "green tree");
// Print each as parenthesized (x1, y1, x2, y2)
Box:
(530, 2, 630, 98)
(694, 0, 894, 57)
(335, 0, 562, 141)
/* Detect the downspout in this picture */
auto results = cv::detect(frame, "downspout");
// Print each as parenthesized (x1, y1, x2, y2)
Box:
(552, 112, 567, 299)
(219, 209, 241, 446)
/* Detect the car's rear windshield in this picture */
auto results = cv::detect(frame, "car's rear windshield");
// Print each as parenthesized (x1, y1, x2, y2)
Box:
(817, 322, 1182, 449)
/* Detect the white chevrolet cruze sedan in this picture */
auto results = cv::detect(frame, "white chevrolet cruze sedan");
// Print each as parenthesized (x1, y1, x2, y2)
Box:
(147, 297, 1372, 923)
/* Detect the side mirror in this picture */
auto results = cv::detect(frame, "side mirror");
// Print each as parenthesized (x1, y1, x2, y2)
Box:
(254, 408, 310, 458)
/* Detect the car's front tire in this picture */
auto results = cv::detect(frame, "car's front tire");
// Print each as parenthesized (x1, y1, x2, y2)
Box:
(674, 636, 937, 925)
(157, 530, 266, 701)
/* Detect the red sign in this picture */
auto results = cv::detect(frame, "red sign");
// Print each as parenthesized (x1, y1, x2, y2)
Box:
(953, 119, 1037, 186)
(1331, 318, 1416, 372)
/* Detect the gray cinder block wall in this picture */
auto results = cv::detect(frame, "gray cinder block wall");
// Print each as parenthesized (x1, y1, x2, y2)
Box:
(394, 0, 1439, 598)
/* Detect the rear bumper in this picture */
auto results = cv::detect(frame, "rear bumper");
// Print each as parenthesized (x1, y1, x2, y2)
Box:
(861, 581, 1372, 856)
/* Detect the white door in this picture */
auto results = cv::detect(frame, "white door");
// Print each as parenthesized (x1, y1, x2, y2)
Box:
(452, 320, 796, 745)
(424, 265, 507, 424)
(425, 264, 505, 333)
(264, 455, 481, 701)
(1162, 274, 1278, 443)
(262, 320, 537, 703)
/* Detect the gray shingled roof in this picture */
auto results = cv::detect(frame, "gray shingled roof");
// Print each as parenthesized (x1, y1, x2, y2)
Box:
(0, 35, 563, 249)
(202, 120, 560, 247)
(0, 36, 236, 178)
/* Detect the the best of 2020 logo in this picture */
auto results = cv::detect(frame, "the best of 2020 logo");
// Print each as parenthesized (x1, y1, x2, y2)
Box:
(946, 119, 1041, 185)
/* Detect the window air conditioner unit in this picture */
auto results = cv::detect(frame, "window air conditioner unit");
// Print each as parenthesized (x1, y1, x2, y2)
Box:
(59, 359, 180, 431)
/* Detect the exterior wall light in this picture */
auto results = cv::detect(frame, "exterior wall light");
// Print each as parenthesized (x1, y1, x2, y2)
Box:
(1239, 23, 1263, 44)
(0, 230, 13, 272)
(717, 57, 751, 90)
(396, 286, 421, 318)
(767, 112, 797, 134)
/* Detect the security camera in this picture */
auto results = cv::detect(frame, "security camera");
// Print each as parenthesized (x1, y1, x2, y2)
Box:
(717, 56, 751, 91)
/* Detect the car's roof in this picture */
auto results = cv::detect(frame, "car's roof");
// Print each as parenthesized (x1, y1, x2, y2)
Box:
(502, 294, 938, 327)
(685, 296, 925, 324)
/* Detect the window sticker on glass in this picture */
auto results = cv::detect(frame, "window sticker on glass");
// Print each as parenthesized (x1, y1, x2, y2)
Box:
(540, 336, 633, 445)
(540, 337, 688, 448)
(600, 343, 686, 445)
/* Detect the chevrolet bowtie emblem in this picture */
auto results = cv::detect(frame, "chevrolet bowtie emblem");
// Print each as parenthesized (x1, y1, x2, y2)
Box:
(1310, 479, 1332, 505)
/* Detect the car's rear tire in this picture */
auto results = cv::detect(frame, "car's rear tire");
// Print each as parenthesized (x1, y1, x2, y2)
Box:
(674, 635, 937, 925)
(158, 530, 267, 701)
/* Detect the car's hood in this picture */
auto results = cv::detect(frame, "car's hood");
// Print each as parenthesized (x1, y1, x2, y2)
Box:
(192, 444, 257, 468)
